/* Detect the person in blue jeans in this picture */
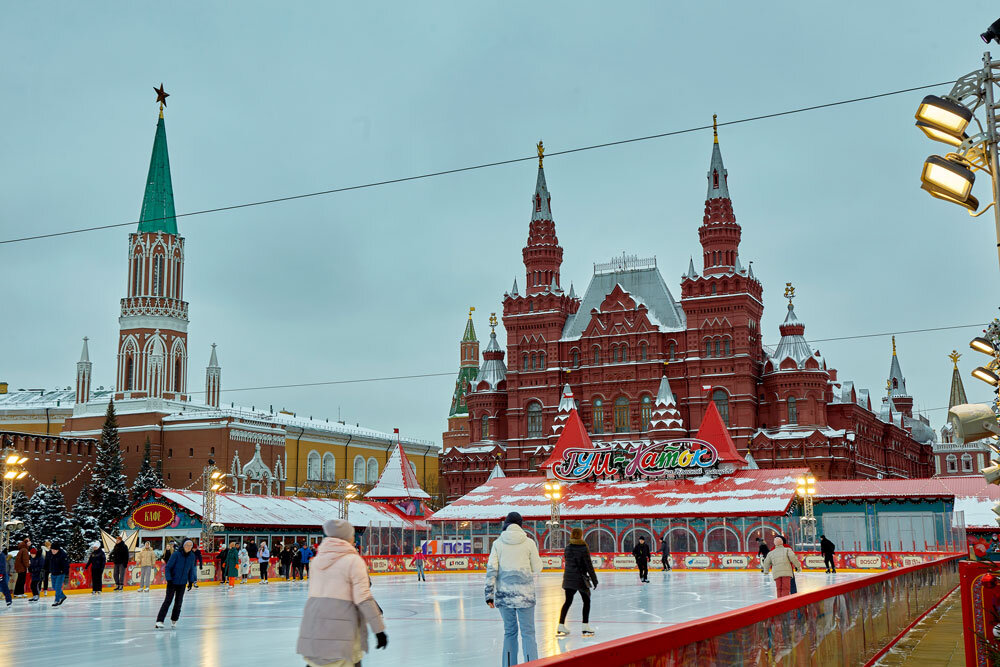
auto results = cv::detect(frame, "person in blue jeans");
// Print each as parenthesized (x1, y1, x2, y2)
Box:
(485, 512, 542, 666)
(47, 542, 70, 607)
(298, 542, 314, 580)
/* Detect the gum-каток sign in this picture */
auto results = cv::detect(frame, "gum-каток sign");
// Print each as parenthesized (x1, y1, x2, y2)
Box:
(553, 439, 720, 482)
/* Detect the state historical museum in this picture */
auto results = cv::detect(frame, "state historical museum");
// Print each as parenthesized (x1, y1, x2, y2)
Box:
(441, 124, 936, 501)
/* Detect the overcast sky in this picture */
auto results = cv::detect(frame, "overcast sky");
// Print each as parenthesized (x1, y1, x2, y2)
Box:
(3, 2, 999, 442)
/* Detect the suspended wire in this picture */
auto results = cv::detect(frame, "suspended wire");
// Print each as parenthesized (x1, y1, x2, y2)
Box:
(0, 81, 954, 246)
(182, 321, 983, 395)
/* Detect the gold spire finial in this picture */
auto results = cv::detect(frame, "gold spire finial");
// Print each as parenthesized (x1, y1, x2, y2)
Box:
(949, 350, 961, 368)
(489, 312, 498, 331)
(783, 282, 795, 304)
(537, 140, 544, 168)
(892, 335, 897, 357)
(713, 114, 718, 143)
(469, 306, 475, 320)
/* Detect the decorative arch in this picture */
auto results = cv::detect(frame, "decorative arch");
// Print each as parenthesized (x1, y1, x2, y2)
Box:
(640, 394, 653, 431)
(353, 455, 366, 482)
(704, 524, 741, 552)
(306, 451, 321, 480)
(543, 527, 571, 550)
(366, 457, 379, 484)
(662, 525, 698, 552)
(613, 396, 630, 433)
(526, 401, 543, 438)
(583, 526, 616, 553)
(591, 397, 605, 434)
(620, 525, 656, 553)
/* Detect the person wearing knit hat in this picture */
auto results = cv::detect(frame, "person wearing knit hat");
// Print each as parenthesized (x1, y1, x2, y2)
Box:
(485, 508, 542, 665)
(86, 541, 107, 595)
(297, 519, 388, 666)
(47, 542, 69, 607)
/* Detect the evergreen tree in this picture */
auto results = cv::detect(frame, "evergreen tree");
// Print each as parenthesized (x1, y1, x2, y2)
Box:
(71, 483, 102, 545)
(67, 525, 89, 562)
(131, 436, 163, 502)
(91, 400, 129, 534)
(8, 490, 33, 544)
(32, 483, 73, 546)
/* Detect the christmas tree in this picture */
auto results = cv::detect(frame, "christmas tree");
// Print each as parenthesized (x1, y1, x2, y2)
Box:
(8, 490, 33, 544)
(67, 525, 89, 562)
(91, 400, 130, 534)
(131, 436, 163, 502)
(31, 483, 73, 547)
(71, 483, 102, 545)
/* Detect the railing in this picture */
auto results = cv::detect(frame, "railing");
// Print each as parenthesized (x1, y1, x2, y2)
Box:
(594, 254, 657, 275)
(527, 555, 961, 667)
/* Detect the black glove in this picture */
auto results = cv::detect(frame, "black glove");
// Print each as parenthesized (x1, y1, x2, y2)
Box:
(375, 632, 388, 649)
(591, 580, 598, 589)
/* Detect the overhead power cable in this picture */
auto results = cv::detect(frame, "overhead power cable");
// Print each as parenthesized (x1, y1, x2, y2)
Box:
(182, 321, 983, 395)
(0, 80, 953, 246)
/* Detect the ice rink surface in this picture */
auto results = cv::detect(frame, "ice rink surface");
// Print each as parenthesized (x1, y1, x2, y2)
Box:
(0, 570, 871, 666)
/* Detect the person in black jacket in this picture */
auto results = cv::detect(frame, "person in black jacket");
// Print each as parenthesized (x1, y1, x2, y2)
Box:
(819, 535, 837, 573)
(756, 538, 770, 573)
(27, 547, 44, 602)
(215, 544, 227, 582)
(556, 528, 598, 637)
(660, 536, 671, 572)
(280, 544, 294, 580)
(87, 542, 107, 595)
(632, 536, 651, 583)
(109, 536, 130, 591)
(156, 539, 199, 629)
(47, 542, 70, 607)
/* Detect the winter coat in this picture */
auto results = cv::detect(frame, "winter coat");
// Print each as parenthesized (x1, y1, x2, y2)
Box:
(279, 548, 293, 565)
(632, 541, 651, 563)
(246, 542, 258, 559)
(299, 546, 314, 564)
(562, 540, 597, 592)
(820, 537, 836, 556)
(661, 540, 670, 555)
(165, 549, 198, 585)
(757, 542, 770, 558)
(110, 542, 130, 565)
(216, 548, 227, 565)
(14, 543, 29, 573)
(193, 548, 203, 567)
(161, 547, 174, 564)
(87, 548, 107, 574)
(47, 550, 70, 577)
(28, 551, 44, 575)
(239, 549, 250, 575)
(296, 537, 385, 665)
(761, 546, 802, 580)
(258, 544, 270, 562)
(224, 548, 240, 578)
(484, 524, 542, 609)
(137, 548, 157, 568)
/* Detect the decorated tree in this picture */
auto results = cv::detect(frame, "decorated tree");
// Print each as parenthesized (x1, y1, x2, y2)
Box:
(131, 437, 163, 503)
(91, 400, 129, 534)
(31, 483, 73, 547)
(71, 483, 102, 545)
(67, 525, 89, 562)
(8, 490, 33, 544)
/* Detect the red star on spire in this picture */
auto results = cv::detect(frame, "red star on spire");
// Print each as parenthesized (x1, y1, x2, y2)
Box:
(154, 83, 169, 107)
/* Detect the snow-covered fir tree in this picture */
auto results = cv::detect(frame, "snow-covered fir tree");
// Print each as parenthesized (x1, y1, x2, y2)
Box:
(131, 437, 162, 502)
(71, 483, 102, 545)
(67, 525, 89, 562)
(8, 490, 33, 543)
(31, 483, 73, 546)
(91, 400, 129, 534)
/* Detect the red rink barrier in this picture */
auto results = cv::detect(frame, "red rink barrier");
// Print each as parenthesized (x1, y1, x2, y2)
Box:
(524, 555, 961, 667)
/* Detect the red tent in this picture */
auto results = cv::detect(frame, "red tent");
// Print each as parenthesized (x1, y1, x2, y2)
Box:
(695, 400, 748, 466)
(540, 408, 593, 470)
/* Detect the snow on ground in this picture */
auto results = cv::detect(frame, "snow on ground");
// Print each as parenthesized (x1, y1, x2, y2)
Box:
(0, 570, 872, 666)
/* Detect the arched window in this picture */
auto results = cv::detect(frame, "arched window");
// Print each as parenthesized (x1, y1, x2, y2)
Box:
(592, 399, 604, 434)
(639, 342, 647, 361)
(481, 414, 489, 439)
(614, 397, 630, 433)
(724, 339, 730, 356)
(712, 389, 730, 426)
(366, 458, 379, 484)
(711, 284, 717, 295)
(619, 345, 627, 362)
(962, 453, 974, 473)
(787, 397, 798, 425)
(132, 256, 141, 295)
(714, 340, 721, 357)
(530, 353, 537, 370)
(323, 452, 337, 482)
(593, 347, 600, 365)
(353, 456, 366, 483)
(152, 255, 164, 296)
(713, 170, 719, 189)
(668, 341, 676, 361)
(174, 258, 181, 298)
(571, 350, 580, 367)
(705, 341, 712, 358)
(527, 402, 543, 438)
(535, 194, 542, 212)
(539, 351, 546, 369)
(892, 378, 898, 389)
(306, 451, 321, 480)
(641, 395, 652, 431)
(522, 353, 529, 371)
(174, 357, 182, 393)
(946, 455, 958, 473)
(125, 357, 134, 391)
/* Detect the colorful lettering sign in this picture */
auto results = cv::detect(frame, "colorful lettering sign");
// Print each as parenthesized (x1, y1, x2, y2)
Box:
(552, 439, 720, 482)
(131, 502, 176, 530)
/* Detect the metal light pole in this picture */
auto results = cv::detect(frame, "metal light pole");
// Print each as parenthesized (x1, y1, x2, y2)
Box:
(0, 449, 28, 554)
(543, 481, 563, 550)
(334, 479, 358, 521)
(200, 461, 226, 550)
(796, 474, 817, 550)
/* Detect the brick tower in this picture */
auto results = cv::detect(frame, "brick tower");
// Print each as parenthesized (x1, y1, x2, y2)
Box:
(443, 308, 480, 449)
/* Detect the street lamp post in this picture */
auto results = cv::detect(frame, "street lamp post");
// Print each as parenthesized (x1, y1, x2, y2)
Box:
(543, 481, 563, 550)
(796, 474, 817, 550)
(334, 479, 358, 521)
(0, 448, 28, 554)
(201, 460, 226, 550)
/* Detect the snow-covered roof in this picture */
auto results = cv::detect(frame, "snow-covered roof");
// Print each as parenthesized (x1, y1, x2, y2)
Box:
(767, 302, 824, 371)
(0, 387, 112, 410)
(153, 489, 428, 530)
(560, 265, 685, 341)
(365, 444, 430, 500)
(754, 426, 847, 440)
(429, 469, 806, 521)
(472, 329, 507, 392)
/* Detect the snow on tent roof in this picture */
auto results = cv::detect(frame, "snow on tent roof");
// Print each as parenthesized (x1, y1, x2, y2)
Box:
(365, 443, 431, 500)
(153, 489, 428, 530)
(696, 400, 747, 466)
(540, 408, 592, 470)
(429, 468, 806, 521)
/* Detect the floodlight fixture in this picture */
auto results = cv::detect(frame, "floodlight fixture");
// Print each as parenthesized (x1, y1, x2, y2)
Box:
(3, 471, 16, 480)
(921, 156, 976, 201)
(973, 366, 1000, 385)
(972, 337, 998, 356)
(916, 95, 974, 136)
(15, 472, 26, 480)
(5, 455, 19, 465)
(915, 121, 968, 146)
(982, 18, 1000, 45)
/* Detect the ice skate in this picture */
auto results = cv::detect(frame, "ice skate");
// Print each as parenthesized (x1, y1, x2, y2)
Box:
(555, 624, 570, 637)
(155, 622, 164, 629)
(582, 624, 594, 637)
(171, 620, 177, 629)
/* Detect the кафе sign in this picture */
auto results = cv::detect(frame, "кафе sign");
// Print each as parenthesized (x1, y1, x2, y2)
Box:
(552, 439, 722, 482)
(131, 502, 177, 530)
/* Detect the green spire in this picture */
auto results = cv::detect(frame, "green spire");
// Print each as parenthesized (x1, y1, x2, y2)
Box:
(463, 308, 478, 342)
(137, 114, 178, 235)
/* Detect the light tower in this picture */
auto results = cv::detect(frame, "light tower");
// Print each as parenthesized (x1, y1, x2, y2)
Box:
(200, 460, 225, 549)
(543, 481, 563, 550)
(797, 473, 817, 548)
(0, 449, 28, 553)
(334, 479, 359, 520)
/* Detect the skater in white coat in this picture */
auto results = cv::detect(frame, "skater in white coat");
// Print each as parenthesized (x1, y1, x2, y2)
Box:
(484, 511, 542, 667)
(238, 545, 250, 583)
(258, 541, 270, 584)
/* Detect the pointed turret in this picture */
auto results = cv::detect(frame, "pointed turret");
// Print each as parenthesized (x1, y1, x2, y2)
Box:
(884, 336, 913, 417)
(948, 350, 969, 409)
(523, 140, 564, 295)
(699, 115, 741, 276)
(695, 400, 747, 466)
(648, 372, 685, 436)
(511, 279, 519, 297)
(365, 443, 431, 501)
(473, 314, 507, 391)
(683, 257, 699, 280)
(75, 336, 92, 404)
(567, 283, 577, 300)
(549, 384, 576, 441)
(138, 109, 178, 235)
(487, 462, 506, 481)
(206, 343, 221, 408)
(767, 284, 820, 370)
(449, 308, 480, 418)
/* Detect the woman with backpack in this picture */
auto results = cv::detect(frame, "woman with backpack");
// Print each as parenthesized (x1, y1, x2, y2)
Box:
(556, 528, 598, 638)
(760, 536, 801, 598)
